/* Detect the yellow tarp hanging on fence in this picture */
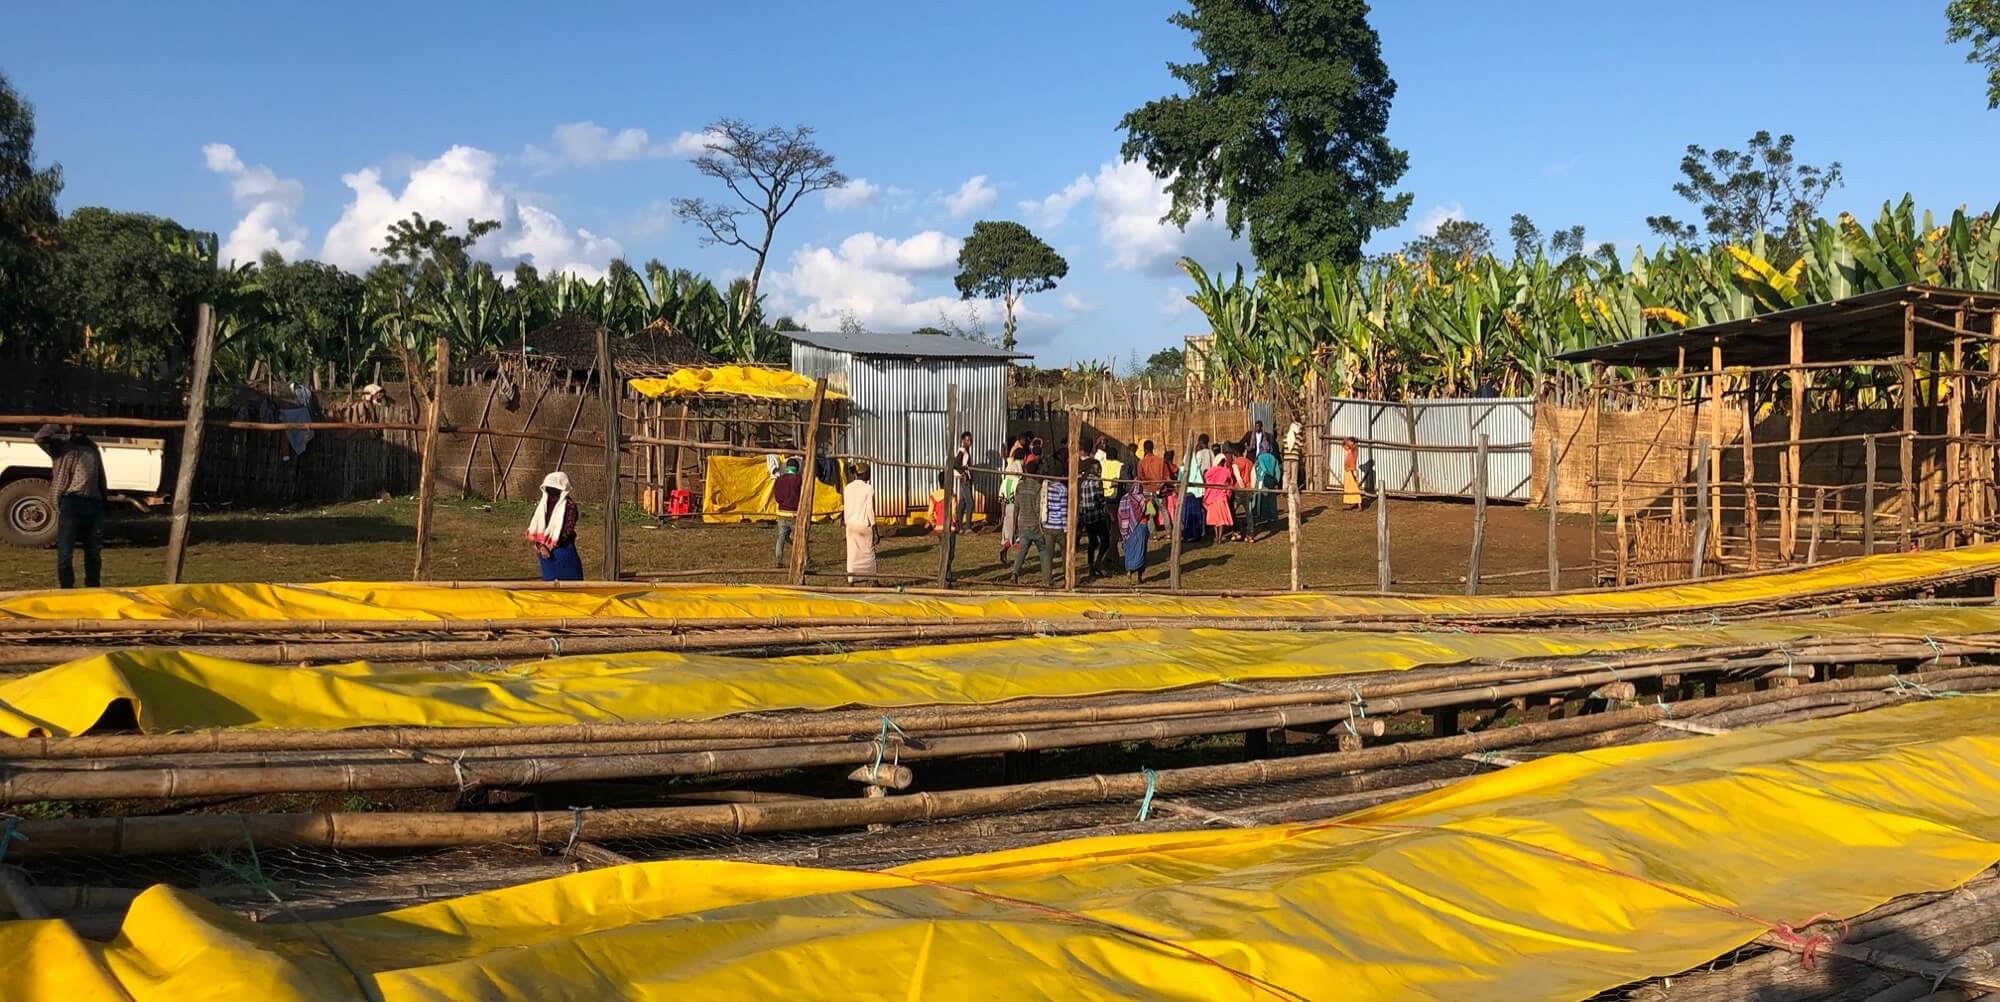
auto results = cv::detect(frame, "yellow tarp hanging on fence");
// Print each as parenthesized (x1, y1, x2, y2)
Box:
(627, 366, 843, 401)
(7, 695, 2000, 1000)
(6, 605, 2000, 737)
(0, 542, 1996, 625)
(697, 454, 842, 524)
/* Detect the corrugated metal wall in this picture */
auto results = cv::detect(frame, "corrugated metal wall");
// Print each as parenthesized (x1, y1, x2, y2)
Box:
(792, 345, 1010, 517)
(1329, 397, 1535, 501)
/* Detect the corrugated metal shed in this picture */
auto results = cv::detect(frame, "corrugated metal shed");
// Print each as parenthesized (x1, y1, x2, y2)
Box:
(787, 332, 1025, 518)
(1329, 397, 1534, 501)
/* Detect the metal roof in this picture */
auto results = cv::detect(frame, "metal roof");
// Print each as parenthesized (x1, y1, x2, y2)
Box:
(779, 330, 1031, 360)
(1554, 285, 2000, 368)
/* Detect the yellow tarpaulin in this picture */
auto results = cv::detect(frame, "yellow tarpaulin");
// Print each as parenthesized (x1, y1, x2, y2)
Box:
(627, 365, 843, 401)
(0, 542, 1997, 624)
(4, 606, 1996, 736)
(697, 454, 842, 524)
(6, 696, 2000, 1000)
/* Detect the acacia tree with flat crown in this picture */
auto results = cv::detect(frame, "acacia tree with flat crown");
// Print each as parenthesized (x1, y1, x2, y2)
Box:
(671, 119, 848, 310)
(1118, 0, 1411, 276)
(952, 220, 1067, 352)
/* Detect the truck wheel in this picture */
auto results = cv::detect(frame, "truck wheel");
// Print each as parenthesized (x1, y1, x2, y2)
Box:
(0, 479, 56, 548)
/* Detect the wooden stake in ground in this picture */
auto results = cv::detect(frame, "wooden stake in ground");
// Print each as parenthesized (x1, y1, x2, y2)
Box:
(1546, 437, 1560, 591)
(1863, 433, 1877, 555)
(1691, 436, 1709, 578)
(937, 384, 960, 588)
(1614, 471, 1629, 587)
(1064, 408, 1081, 591)
(163, 303, 216, 585)
(411, 336, 448, 582)
(596, 324, 621, 581)
(1467, 432, 1488, 596)
(1375, 481, 1390, 592)
(1807, 486, 1825, 565)
(1949, 320, 1966, 547)
(1902, 302, 1917, 551)
(1743, 388, 1759, 571)
(1786, 319, 1804, 561)
(788, 377, 829, 586)
(1286, 445, 1301, 591)
(1709, 342, 1725, 562)
(1169, 430, 1191, 592)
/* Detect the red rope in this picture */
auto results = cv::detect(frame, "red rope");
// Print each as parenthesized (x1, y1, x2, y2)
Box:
(1320, 819, 1849, 969)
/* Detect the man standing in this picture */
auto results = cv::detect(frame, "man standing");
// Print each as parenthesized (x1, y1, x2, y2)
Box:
(1009, 456, 1054, 586)
(772, 456, 803, 567)
(1240, 420, 1271, 458)
(34, 424, 106, 589)
(951, 430, 976, 532)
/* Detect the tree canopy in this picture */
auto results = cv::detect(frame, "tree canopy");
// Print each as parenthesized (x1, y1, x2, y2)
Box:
(1948, 0, 2000, 108)
(1401, 218, 1492, 263)
(1118, 0, 1411, 276)
(671, 118, 847, 307)
(953, 220, 1067, 351)
(0, 70, 63, 346)
(1644, 131, 1842, 254)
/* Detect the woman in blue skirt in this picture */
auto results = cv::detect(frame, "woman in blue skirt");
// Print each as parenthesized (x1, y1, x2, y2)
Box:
(525, 471, 584, 581)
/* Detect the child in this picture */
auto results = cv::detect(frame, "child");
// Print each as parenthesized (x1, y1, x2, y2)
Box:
(1342, 436, 1363, 510)
(929, 470, 948, 534)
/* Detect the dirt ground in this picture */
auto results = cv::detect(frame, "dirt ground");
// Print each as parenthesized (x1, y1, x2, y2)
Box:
(0, 494, 1600, 593)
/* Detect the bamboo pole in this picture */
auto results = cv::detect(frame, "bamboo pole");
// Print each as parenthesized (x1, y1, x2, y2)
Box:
(1286, 449, 1301, 592)
(1589, 364, 1604, 576)
(1170, 430, 1191, 592)
(1064, 408, 1080, 591)
(1986, 317, 1999, 548)
(787, 378, 828, 586)
(1864, 433, 1877, 555)
(163, 304, 217, 585)
(938, 384, 959, 587)
(1691, 436, 1709, 578)
(1743, 391, 1760, 571)
(1903, 302, 1918, 551)
(1950, 316, 1966, 548)
(1709, 341, 1725, 562)
(1467, 432, 1488, 596)
(462, 377, 503, 500)
(1375, 481, 1390, 592)
(1807, 487, 1825, 565)
(1785, 320, 1804, 561)
(597, 326, 621, 581)
(411, 337, 448, 582)
(12, 670, 1969, 858)
(1614, 470, 1628, 586)
(1547, 437, 1561, 591)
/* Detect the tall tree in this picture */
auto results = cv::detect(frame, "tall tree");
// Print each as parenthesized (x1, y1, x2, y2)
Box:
(1401, 218, 1493, 262)
(1118, 0, 1411, 275)
(671, 119, 847, 308)
(0, 71, 63, 346)
(1948, 0, 2000, 108)
(1644, 131, 1842, 254)
(1507, 214, 1541, 261)
(953, 220, 1067, 351)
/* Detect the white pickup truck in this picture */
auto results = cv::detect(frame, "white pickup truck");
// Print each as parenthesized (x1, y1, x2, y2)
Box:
(0, 434, 168, 546)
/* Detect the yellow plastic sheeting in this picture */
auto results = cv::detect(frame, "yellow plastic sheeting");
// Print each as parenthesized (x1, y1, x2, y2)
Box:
(6, 606, 1997, 737)
(9, 696, 2000, 1001)
(627, 366, 843, 401)
(3, 542, 1998, 625)
(697, 454, 842, 524)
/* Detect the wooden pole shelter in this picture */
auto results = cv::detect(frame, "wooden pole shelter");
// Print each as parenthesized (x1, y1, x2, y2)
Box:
(411, 336, 448, 582)
(163, 303, 216, 585)
(1709, 341, 1725, 561)
(1902, 302, 1917, 551)
(1546, 437, 1560, 591)
(1863, 434, 1877, 555)
(1169, 430, 1191, 592)
(1064, 408, 1081, 591)
(787, 378, 829, 586)
(937, 384, 960, 588)
(1467, 433, 1488, 596)
(596, 325, 621, 582)
(1691, 436, 1709, 578)
(1375, 481, 1390, 592)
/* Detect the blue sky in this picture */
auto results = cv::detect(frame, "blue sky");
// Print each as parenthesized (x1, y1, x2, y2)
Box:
(9, 1, 1998, 366)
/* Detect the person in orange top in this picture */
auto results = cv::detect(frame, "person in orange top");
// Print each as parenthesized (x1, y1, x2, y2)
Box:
(1135, 439, 1169, 529)
(1228, 444, 1256, 540)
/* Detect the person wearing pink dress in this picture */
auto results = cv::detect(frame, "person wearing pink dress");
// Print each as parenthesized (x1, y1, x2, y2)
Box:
(1201, 462, 1235, 541)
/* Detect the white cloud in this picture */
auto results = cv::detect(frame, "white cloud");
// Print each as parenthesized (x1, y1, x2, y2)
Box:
(320, 144, 621, 279)
(667, 128, 725, 157)
(1414, 201, 1466, 236)
(765, 228, 1040, 337)
(942, 174, 996, 217)
(1092, 160, 1246, 277)
(1061, 292, 1095, 315)
(621, 201, 674, 242)
(836, 230, 961, 273)
(825, 177, 881, 211)
(202, 142, 307, 265)
(522, 121, 682, 172)
(1019, 174, 1095, 228)
(1158, 287, 1194, 319)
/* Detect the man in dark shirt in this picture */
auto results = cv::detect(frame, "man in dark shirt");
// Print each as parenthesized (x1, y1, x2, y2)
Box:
(33, 424, 106, 588)
(1240, 420, 1271, 458)
(773, 457, 803, 567)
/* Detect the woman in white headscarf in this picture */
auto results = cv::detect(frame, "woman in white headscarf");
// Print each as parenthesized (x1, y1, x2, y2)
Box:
(525, 471, 583, 581)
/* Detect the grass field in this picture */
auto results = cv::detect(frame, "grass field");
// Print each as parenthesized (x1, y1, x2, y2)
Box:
(0, 494, 1601, 593)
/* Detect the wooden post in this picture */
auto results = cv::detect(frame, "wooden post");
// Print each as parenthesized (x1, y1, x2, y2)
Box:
(1285, 448, 1301, 591)
(1985, 316, 1999, 545)
(1743, 381, 1759, 572)
(937, 384, 960, 587)
(1064, 408, 1081, 591)
(411, 336, 448, 582)
(1902, 303, 1917, 551)
(1863, 433, 1877, 555)
(1375, 479, 1390, 592)
(1588, 363, 1604, 580)
(1169, 430, 1191, 591)
(673, 403, 691, 493)
(1785, 320, 1804, 561)
(788, 378, 829, 586)
(1614, 470, 1629, 587)
(462, 377, 503, 500)
(1467, 433, 1488, 596)
(1691, 436, 1709, 578)
(596, 325, 621, 582)
(1807, 487, 1825, 565)
(163, 303, 216, 585)
(1948, 317, 1966, 547)
(1708, 341, 1725, 561)
(1546, 436, 1560, 591)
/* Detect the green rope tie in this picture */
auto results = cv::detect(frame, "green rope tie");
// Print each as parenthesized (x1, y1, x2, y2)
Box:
(870, 715, 910, 782)
(0, 816, 24, 865)
(1135, 767, 1158, 822)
